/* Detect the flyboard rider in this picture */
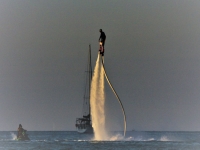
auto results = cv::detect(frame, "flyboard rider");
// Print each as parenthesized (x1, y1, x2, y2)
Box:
(99, 29, 106, 56)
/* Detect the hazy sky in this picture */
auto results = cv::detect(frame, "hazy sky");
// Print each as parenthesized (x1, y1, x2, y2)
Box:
(0, 0, 200, 131)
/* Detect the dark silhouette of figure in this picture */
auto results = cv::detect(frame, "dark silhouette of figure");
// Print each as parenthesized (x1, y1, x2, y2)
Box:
(99, 29, 106, 47)
(99, 29, 106, 56)
(17, 124, 29, 140)
(17, 124, 25, 138)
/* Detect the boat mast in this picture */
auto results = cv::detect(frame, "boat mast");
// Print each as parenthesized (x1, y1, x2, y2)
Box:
(89, 45, 92, 121)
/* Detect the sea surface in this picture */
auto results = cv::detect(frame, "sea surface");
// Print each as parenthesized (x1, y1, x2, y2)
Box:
(1, 131, 200, 150)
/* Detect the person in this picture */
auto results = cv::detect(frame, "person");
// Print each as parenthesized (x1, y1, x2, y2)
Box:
(99, 29, 106, 55)
(17, 124, 30, 140)
(17, 124, 26, 138)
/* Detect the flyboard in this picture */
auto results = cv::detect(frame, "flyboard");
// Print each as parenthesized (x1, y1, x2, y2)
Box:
(99, 43, 127, 137)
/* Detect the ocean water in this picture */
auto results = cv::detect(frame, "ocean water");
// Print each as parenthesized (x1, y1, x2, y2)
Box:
(1, 131, 200, 150)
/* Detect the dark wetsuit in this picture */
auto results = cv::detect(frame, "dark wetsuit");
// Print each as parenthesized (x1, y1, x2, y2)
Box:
(99, 31, 106, 47)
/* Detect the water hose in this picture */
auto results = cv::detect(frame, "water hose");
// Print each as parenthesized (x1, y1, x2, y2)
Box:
(101, 55, 127, 137)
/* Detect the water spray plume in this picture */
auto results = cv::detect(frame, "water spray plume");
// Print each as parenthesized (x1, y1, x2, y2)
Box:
(90, 54, 108, 140)
(90, 53, 126, 140)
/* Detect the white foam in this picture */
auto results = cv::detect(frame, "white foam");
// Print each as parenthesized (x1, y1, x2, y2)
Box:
(109, 134, 124, 141)
(160, 136, 169, 141)
(10, 132, 17, 140)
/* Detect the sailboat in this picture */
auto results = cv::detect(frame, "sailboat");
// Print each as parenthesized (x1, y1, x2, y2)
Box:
(75, 45, 93, 133)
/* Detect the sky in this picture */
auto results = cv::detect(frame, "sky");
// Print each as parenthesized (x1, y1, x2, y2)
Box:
(0, 0, 200, 131)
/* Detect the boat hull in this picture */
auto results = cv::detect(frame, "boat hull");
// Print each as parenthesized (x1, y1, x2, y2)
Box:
(76, 117, 93, 134)
(76, 124, 93, 134)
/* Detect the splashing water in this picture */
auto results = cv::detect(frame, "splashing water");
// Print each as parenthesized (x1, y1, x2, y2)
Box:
(110, 134, 125, 141)
(90, 54, 108, 140)
(160, 136, 169, 141)
(10, 132, 17, 140)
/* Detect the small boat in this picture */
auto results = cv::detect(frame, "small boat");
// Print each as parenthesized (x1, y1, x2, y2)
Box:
(75, 45, 93, 133)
